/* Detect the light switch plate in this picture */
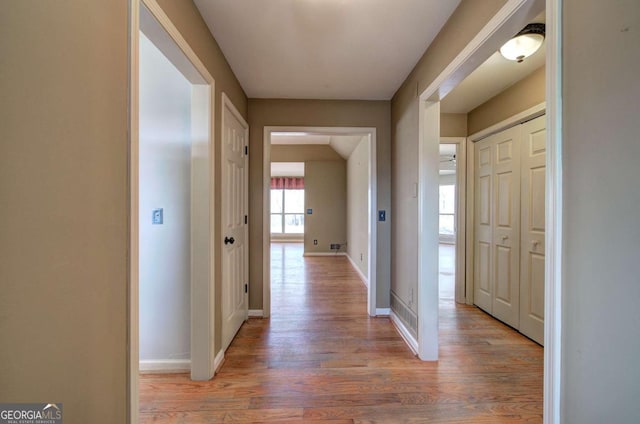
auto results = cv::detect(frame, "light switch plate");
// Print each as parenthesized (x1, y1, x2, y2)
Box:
(152, 208, 163, 225)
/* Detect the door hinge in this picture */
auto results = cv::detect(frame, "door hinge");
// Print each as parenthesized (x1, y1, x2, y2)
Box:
(244, 215, 248, 224)
(244, 145, 248, 156)
(244, 283, 248, 294)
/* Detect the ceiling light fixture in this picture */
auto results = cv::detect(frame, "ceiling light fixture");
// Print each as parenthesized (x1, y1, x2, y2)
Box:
(499, 23, 545, 63)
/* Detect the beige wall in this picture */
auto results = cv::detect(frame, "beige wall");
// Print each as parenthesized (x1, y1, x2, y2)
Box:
(390, 0, 507, 318)
(347, 137, 370, 278)
(441, 113, 468, 137)
(271, 145, 343, 162)
(155, 0, 247, 356)
(562, 0, 640, 422)
(467, 65, 545, 135)
(0, 1, 128, 421)
(248, 99, 391, 310)
(0, 0, 246, 419)
(304, 161, 347, 253)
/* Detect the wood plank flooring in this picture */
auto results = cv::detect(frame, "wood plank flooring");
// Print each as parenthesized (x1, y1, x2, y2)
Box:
(140, 242, 543, 423)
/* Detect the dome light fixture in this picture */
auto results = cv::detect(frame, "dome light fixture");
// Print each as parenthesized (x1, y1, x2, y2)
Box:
(500, 23, 545, 63)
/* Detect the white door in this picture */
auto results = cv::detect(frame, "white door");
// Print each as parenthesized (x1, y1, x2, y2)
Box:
(519, 115, 546, 344)
(474, 137, 493, 313)
(491, 126, 521, 328)
(474, 126, 521, 328)
(221, 96, 249, 351)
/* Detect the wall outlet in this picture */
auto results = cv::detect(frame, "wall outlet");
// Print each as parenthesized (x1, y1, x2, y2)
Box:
(360, 253, 363, 261)
(152, 208, 163, 225)
(313, 239, 318, 245)
(378, 210, 386, 221)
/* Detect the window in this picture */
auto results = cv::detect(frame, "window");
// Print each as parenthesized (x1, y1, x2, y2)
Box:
(439, 184, 455, 236)
(271, 177, 304, 234)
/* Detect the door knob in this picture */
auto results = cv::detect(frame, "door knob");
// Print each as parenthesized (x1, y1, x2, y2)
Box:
(224, 236, 235, 245)
(531, 240, 540, 247)
(501, 235, 509, 241)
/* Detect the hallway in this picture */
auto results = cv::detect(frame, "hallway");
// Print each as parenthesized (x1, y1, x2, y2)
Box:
(139, 242, 543, 423)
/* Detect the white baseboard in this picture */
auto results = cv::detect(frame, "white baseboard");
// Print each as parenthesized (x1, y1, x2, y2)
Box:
(303, 252, 347, 257)
(139, 359, 190, 373)
(248, 309, 264, 318)
(376, 308, 390, 316)
(346, 254, 368, 287)
(390, 311, 418, 355)
(213, 350, 225, 374)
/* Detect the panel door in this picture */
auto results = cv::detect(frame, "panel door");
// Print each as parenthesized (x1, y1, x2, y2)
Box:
(221, 100, 249, 351)
(519, 115, 546, 345)
(474, 137, 494, 313)
(491, 126, 521, 328)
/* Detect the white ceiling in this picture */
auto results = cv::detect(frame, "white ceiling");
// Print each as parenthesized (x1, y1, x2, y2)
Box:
(271, 162, 305, 177)
(271, 133, 365, 160)
(193, 0, 461, 100)
(271, 134, 330, 145)
(441, 12, 546, 113)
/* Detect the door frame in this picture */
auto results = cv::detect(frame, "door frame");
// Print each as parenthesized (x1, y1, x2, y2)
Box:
(416, 0, 563, 423)
(129, 0, 217, 422)
(262, 126, 378, 317)
(220, 92, 250, 350)
(439, 137, 466, 304)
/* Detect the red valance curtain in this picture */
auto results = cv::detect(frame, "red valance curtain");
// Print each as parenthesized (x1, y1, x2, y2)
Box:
(271, 177, 304, 189)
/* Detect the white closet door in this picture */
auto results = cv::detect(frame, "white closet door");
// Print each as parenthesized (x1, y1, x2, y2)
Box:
(474, 137, 493, 313)
(491, 126, 521, 328)
(519, 115, 546, 345)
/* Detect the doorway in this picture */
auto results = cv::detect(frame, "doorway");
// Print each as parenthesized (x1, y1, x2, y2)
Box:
(130, 1, 216, 421)
(262, 127, 378, 317)
(416, 0, 562, 420)
(438, 139, 467, 304)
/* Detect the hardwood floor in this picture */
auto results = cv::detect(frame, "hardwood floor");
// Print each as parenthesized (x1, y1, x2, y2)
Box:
(140, 242, 543, 423)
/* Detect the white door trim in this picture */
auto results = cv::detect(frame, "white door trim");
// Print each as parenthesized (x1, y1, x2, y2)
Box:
(440, 137, 467, 304)
(543, 1, 563, 422)
(468, 102, 546, 142)
(262, 126, 378, 317)
(416, 0, 562, 423)
(129, 0, 217, 422)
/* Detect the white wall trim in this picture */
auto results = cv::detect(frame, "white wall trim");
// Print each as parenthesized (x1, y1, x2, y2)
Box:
(213, 350, 225, 374)
(139, 359, 191, 373)
(468, 102, 546, 142)
(346, 253, 368, 287)
(390, 311, 418, 355)
(544, 1, 563, 423)
(263, 126, 378, 318)
(417, 101, 440, 361)
(375, 308, 390, 316)
(248, 309, 264, 318)
(303, 252, 347, 257)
